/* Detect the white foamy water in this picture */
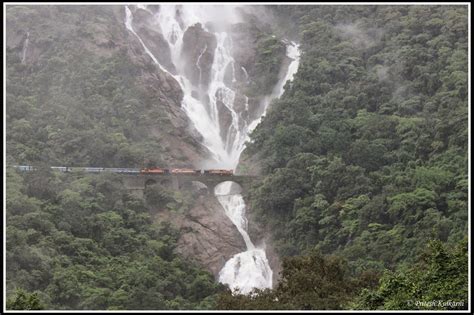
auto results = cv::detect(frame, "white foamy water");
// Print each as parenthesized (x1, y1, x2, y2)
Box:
(215, 182, 273, 294)
(124, 4, 300, 295)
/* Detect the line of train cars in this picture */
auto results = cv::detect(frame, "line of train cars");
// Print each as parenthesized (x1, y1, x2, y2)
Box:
(140, 167, 234, 176)
(12, 166, 234, 176)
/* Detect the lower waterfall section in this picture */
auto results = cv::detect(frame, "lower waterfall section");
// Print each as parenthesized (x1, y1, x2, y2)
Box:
(215, 182, 273, 294)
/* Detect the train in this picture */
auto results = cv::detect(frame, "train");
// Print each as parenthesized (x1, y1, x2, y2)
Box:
(140, 167, 233, 176)
(12, 165, 233, 176)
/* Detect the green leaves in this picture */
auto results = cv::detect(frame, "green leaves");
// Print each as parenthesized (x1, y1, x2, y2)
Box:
(217, 251, 361, 310)
(245, 6, 468, 309)
(6, 172, 221, 310)
(7, 289, 45, 310)
(355, 239, 468, 310)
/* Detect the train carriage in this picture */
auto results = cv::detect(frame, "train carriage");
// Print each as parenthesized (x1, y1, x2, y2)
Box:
(140, 167, 170, 174)
(82, 167, 105, 173)
(51, 166, 68, 172)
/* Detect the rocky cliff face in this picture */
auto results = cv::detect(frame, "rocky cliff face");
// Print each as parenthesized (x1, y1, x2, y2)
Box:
(154, 193, 247, 278)
(181, 23, 217, 90)
(6, 5, 210, 167)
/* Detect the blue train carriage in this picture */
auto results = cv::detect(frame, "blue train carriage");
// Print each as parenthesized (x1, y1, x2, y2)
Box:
(123, 168, 141, 174)
(13, 165, 35, 171)
(106, 168, 140, 174)
(84, 167, 105, 173)
(50, 166, 68, 172)
(65, 167, 103, 173)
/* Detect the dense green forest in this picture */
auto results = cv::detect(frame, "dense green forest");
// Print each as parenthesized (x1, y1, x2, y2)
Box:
(6, 167, 222, 310)
(217, 239, 468, 310)
(234, 4, 469, 310)
(5, 4, 469, 311)
(6, 5, 194, 169)
(5, 6, 224, 310)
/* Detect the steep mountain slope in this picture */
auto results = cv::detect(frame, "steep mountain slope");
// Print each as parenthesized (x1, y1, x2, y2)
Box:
(6, 5, 208, 168)
(5, 4, 293, 309)
(238, 3, 468, 302)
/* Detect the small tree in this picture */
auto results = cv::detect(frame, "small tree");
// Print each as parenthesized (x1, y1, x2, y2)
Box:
(6, 288, 45, 310)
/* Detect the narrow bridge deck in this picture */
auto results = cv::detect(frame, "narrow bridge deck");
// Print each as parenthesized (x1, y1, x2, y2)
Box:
(123, 174, 257, 192)
(10, 165, 258, 192)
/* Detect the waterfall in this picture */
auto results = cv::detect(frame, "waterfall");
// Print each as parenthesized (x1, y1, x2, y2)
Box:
(124, 4, 300, 295)
(21, 32, 29, 64)
(215, 181, 273, 294)
(125, 5, 227, 162)
(215, 42, 300, 295)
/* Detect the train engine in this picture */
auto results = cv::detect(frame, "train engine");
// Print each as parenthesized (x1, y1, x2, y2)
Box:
(170, 168, 200, 175)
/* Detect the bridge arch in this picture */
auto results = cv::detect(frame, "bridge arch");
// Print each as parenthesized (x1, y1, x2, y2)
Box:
(145, 178, 157, 187)
(214, 181, 243, 196)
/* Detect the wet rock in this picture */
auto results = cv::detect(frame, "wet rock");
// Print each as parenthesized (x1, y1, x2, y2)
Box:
(155, 195, 246, 278)
(130, 6, 177, 74)
(229, 23, 258, 80)
(136, 26, 177, 74)
(223, 62, 235, 87)
(180, 23, 217, 89)
(216, 95, 233, 144)
(233, 93, 248, 116)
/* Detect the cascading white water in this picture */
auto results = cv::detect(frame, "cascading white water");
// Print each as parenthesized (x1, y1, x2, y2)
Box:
(21, 32, 29, 64)
(124, 4, 300, 295)
(125, 5, 228, 163)
(215, 182, 273, 294)
(215, 42, 300, 295)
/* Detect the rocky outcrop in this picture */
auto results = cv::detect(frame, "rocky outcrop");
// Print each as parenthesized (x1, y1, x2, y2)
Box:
(131, 7, 177, 74)
(154, 194, 247, 278)
(180, 23, 217, 89)
(136, 27, 176, 74)
(216, 94, 233, 144)
(229, 23, 258, 79)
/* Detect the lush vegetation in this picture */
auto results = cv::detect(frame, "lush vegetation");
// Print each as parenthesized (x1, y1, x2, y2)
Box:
(6, 6, 224, 309)
(247, 35, 287, 97)
(7, 289, 45, 310)
(237, 4, 469, 310)
(6, 5, 187, 169)
(217, 238, 467, 310)
(217, 250, 373, 310)
(355, 239, 468, 310)
(6, 4, 468, 311)
(6, 167, 223, 310)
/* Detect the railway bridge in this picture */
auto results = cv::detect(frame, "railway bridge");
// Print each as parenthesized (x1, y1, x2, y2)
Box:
(10, 165, 258, 197)
(123, 174, 256, 196)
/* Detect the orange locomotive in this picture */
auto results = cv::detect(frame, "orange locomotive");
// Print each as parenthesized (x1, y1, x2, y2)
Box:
(170, 168, 199, 174)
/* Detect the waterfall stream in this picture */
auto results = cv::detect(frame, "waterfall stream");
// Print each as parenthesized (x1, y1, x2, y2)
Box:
(124, 4, 300, 295)
(21, 32, 29, 64)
